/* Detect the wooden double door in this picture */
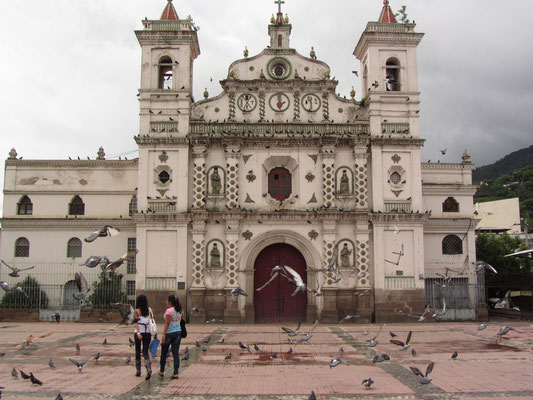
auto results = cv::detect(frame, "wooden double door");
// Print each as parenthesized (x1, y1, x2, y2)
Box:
(254, 243, 308, 323)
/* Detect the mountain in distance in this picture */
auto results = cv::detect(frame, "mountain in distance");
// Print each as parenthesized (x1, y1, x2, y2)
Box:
(473, 145, 533, 183)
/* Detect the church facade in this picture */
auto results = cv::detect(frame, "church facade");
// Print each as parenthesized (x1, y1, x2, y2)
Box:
(0, 0, 480, 323)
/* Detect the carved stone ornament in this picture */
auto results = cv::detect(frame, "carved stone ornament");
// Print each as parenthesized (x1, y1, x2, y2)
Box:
(8, 148, 17, 160)
(157, 189, 169, 196)
(245, 193, 255, 203)
(308, 193, 317, 204)
(392, 190, 403, 198)
(159, 151, 169, 163)
(307, 154, 318, 165)
(391, 154, 401, 164)
(305, 172, 315, 183)
(96, 147, 105, 160)
(242, 230, 253, 241)
(243, 155, 252, 164)
(308, 230, 319, 240)
(462, 149, 472, 164)
(246, 170, 256, 182)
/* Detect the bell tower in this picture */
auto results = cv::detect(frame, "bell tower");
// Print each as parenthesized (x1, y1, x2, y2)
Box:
(268, 0, 292, 49)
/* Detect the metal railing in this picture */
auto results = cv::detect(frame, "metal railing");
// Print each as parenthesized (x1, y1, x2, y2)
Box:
(424, 277, 485, 309)
(385, 276, 416, 290)
(148, 201, 177, 213)
(381, 123, 410, 135)
(145, 277, 178, 291)
(366, 22, 416, 34)
(384, 201, 412, 213)
(150, 121, 179, 133)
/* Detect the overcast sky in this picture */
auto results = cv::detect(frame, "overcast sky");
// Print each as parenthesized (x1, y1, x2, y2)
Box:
(1, 0, 532, 215)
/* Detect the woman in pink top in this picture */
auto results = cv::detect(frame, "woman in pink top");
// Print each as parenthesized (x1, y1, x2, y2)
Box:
(159, 295, 183, 379)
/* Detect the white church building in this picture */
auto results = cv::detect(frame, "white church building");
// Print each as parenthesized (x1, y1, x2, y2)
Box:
(0, 0, 481, 323)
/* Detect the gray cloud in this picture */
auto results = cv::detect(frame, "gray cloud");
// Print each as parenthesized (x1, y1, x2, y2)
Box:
(0, 0, 531, 214)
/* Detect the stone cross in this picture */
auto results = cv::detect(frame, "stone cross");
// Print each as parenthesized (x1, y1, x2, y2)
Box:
(275, 0, 285, 14)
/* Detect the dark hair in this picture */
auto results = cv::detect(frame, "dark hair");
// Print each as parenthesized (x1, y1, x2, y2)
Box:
(168, 295, 182, 313)
(135, 294, 149, 317)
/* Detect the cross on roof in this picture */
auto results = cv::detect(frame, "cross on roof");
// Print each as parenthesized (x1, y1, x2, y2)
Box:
(275, 0, 285, 14)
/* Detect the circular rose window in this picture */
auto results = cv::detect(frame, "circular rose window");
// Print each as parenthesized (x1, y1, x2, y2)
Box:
(266, 57, 291, 80)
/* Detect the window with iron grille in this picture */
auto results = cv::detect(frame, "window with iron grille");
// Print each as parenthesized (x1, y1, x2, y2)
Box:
(127, 280, 136, 296)
(67, 237, 82, 258)
(442, 197, 459, 213)
(127, 238, 137, 274)
(268, 167, 292, 201)
(17, 195, 33, 215)
(129, 195, 138, 216)
(15, 237, 30, 257)
(69, 195, 85, 215)
(442, 234, 463, 255)
(390, 171, 402, 184)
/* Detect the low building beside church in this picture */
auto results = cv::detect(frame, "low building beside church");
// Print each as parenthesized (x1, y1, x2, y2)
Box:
(0, 0, 481, 322)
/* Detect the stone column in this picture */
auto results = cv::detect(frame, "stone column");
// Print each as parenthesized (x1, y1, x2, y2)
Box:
(192, 145, 207, 210)
(191, 221, 206, 288)
(223, 220, 241, 323)
(354, 148, 369, 210)
(225, 145, 240, 209)
(321, 147, 335, 209)
(355, 220, 372, 322)
(321, 220, 338, 323)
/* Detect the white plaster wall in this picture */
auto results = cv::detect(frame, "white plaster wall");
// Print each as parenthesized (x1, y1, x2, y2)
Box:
(475, 198, 521, 233)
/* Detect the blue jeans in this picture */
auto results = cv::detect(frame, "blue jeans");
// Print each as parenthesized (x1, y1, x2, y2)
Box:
(160, 331, 181, 375)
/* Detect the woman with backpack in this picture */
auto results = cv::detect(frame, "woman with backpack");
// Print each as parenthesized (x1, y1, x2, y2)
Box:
(133, 294, 153, 380)
(159, 295, 183, 379)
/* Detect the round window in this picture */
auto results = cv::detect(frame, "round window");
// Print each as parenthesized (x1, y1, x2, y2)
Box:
(266, 57, 291, 80)
(272, 64, 286, 77)
(390, 171, 401, 185)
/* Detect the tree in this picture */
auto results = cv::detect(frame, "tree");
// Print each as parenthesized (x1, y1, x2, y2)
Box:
(476, 233, 532, 273)
(86, 268, 126, 309)
(0, 276, 49, 309)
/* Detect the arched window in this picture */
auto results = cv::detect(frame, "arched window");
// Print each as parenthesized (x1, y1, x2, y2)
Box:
(17, 195, 33, 215)
(67, 238, 82, 258)
(129, 195, 138, 216)
(442, 197, 459, 213)
(442, 235, 463, 255)
(15, 237, 30, 257)
(268, 167, 292, 201)
(69, 195, 85, 216)
(385, 59, 400, 91)
(278, 35, 283, 47)
(158, 56, 173, 90)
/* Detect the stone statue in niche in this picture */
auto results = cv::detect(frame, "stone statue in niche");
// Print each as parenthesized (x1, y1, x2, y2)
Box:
(339, 170, 350, 195)
(340, 243, 352, 269)
(211, 167, 222, 195)
(209, 243, 221, 269)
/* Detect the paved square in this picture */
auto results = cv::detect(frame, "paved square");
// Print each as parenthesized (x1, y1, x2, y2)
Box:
(0, 320, 532, 399)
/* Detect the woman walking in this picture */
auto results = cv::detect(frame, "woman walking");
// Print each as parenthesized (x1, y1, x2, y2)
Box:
(133, 294, 153, 380)
(159, 295, 183, 379)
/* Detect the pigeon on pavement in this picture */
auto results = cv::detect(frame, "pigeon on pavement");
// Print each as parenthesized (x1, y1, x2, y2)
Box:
(49, 358, 56, 369)
(362, 377, 374, 389)
(30, 372, 43, 385)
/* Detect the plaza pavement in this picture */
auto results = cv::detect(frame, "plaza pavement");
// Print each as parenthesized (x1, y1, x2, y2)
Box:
(0, 319, 532, 399)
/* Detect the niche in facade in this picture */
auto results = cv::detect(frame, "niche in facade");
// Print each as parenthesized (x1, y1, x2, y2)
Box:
(206, 239, 225, 269)
(335, 167, 354, 196)
(206, 166, 226, 196)
(337, 239, 356, 269)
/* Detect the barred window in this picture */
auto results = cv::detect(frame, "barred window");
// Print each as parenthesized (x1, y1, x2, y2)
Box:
(442, 197, 459, 213)
(442, 235, 463, 255)
(127, 280, 136, 296)
(127, 238, 137, 274)
(17, 195, 33, 215)
(15, 237, 30, 257)
(390, 172, 402, 185)
(129, 195, 138, 216)
(67, 238, 82, 258)
(69, 195, 85, 216)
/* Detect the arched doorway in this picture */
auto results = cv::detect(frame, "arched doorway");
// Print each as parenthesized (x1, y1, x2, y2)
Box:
(254, 243, 307, 323)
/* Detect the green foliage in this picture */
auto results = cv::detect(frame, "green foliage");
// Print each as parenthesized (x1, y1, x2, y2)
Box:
(86, 268, 126, 309)
(394, 6, 410, 23)
(473, 145, 533, 183)
(0, 276, 49, 309)
(474, 165, 533, 226)
(476, 233, 532, 273)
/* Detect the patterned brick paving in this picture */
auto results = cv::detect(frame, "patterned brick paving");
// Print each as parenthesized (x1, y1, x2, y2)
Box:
(0, 320, 531, 399)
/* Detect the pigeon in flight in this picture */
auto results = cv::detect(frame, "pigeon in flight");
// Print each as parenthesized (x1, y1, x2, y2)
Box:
(1, 260, 35, 278)
(329, 358, 349, 368)
(51, 313, 61, 323)
(0, 281, 12, 292)
(297, 333, 313, 344)
(30, 372, 43, 385)
(362, 377, 374, 389)
(103, 250, 138, 274)
(410, 362, 434, 384)
(115, 303, 136, 325)
(73, 272, 90, 300)
(230, 287, 248, 297)
(339, 314, 357, 323)
(367, 325, 383, 347)
(79, 256, 109, 268)
(15, 286, 30, 299)
(69, 358, 90, 372)
(496, 326, 519, 343)
(475, 261, 497, 274)
(390, 331, 412, 351)
(478, 323, 488, 331)
(191, 307, 201, 315)
(84, 225, 120, 243)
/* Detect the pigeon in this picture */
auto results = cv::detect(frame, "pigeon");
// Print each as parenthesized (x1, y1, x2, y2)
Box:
(125, 356, 131, 364)
(367, 325, 383, 347)
(411, 362, 434, 384)
(79, 256, 108, 268)
(69, 358, 90, 372)
(496, 326, 519, 343)
(11, 367, 18, 379)
(339, 315, 357, 323)
(1, 260, 35, 278)
(56, 394, 64, 400)
(309, 391, 317, 400)
(330, 358, 349, 368)
(372, 354, 390, 363)
(270, 352, 278, 359)
(261, 265, 307, 296)
(195, 341, 201, 348)
(20, 370, 31, 380)
(411, 348, 417, 356)
(475, 261, 497, 274)
(84, 225, 120, 243)
(287, 347, 294, 354)
(184, 346, 189, 354)
(15, 286, 30, 299)
(217, 338, 225, 344)
(409, 366, 424, 377)
(451, 351, 458, 359)
(51, 313, 61, 324)
(94, 352, 100, 361)
(478, 323, 488, 331)
(0, 281, 13, 292)
(73, 272, 90, 300)
(390, 331, 412, 351)
(225, 352, 232, 360)
(362, 377, 374, 389)
(390, 332, 398, 338)
(362, 327, 370, 336)
(339, 347, 344, 353)
(49, 358, 56, 369)
(129, 337, 135, 347)
(191, 307, 201, 315)
(103, 251, 138, 274)
(239, 341, 248, 350)
(181, 352, 190, 361)
(254, 344, 261, 352)
(102, 338, 108, 345)
(116, 304, 136, 325)
(230, 287, 248, 297)
(202, 346, 208, 352)
(202, 336, 211, 344)
(297, 333, 313, 344)
(30, 372, 43, 385)
(440, 149, 447, 155)
(75, 343, 81, 354)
